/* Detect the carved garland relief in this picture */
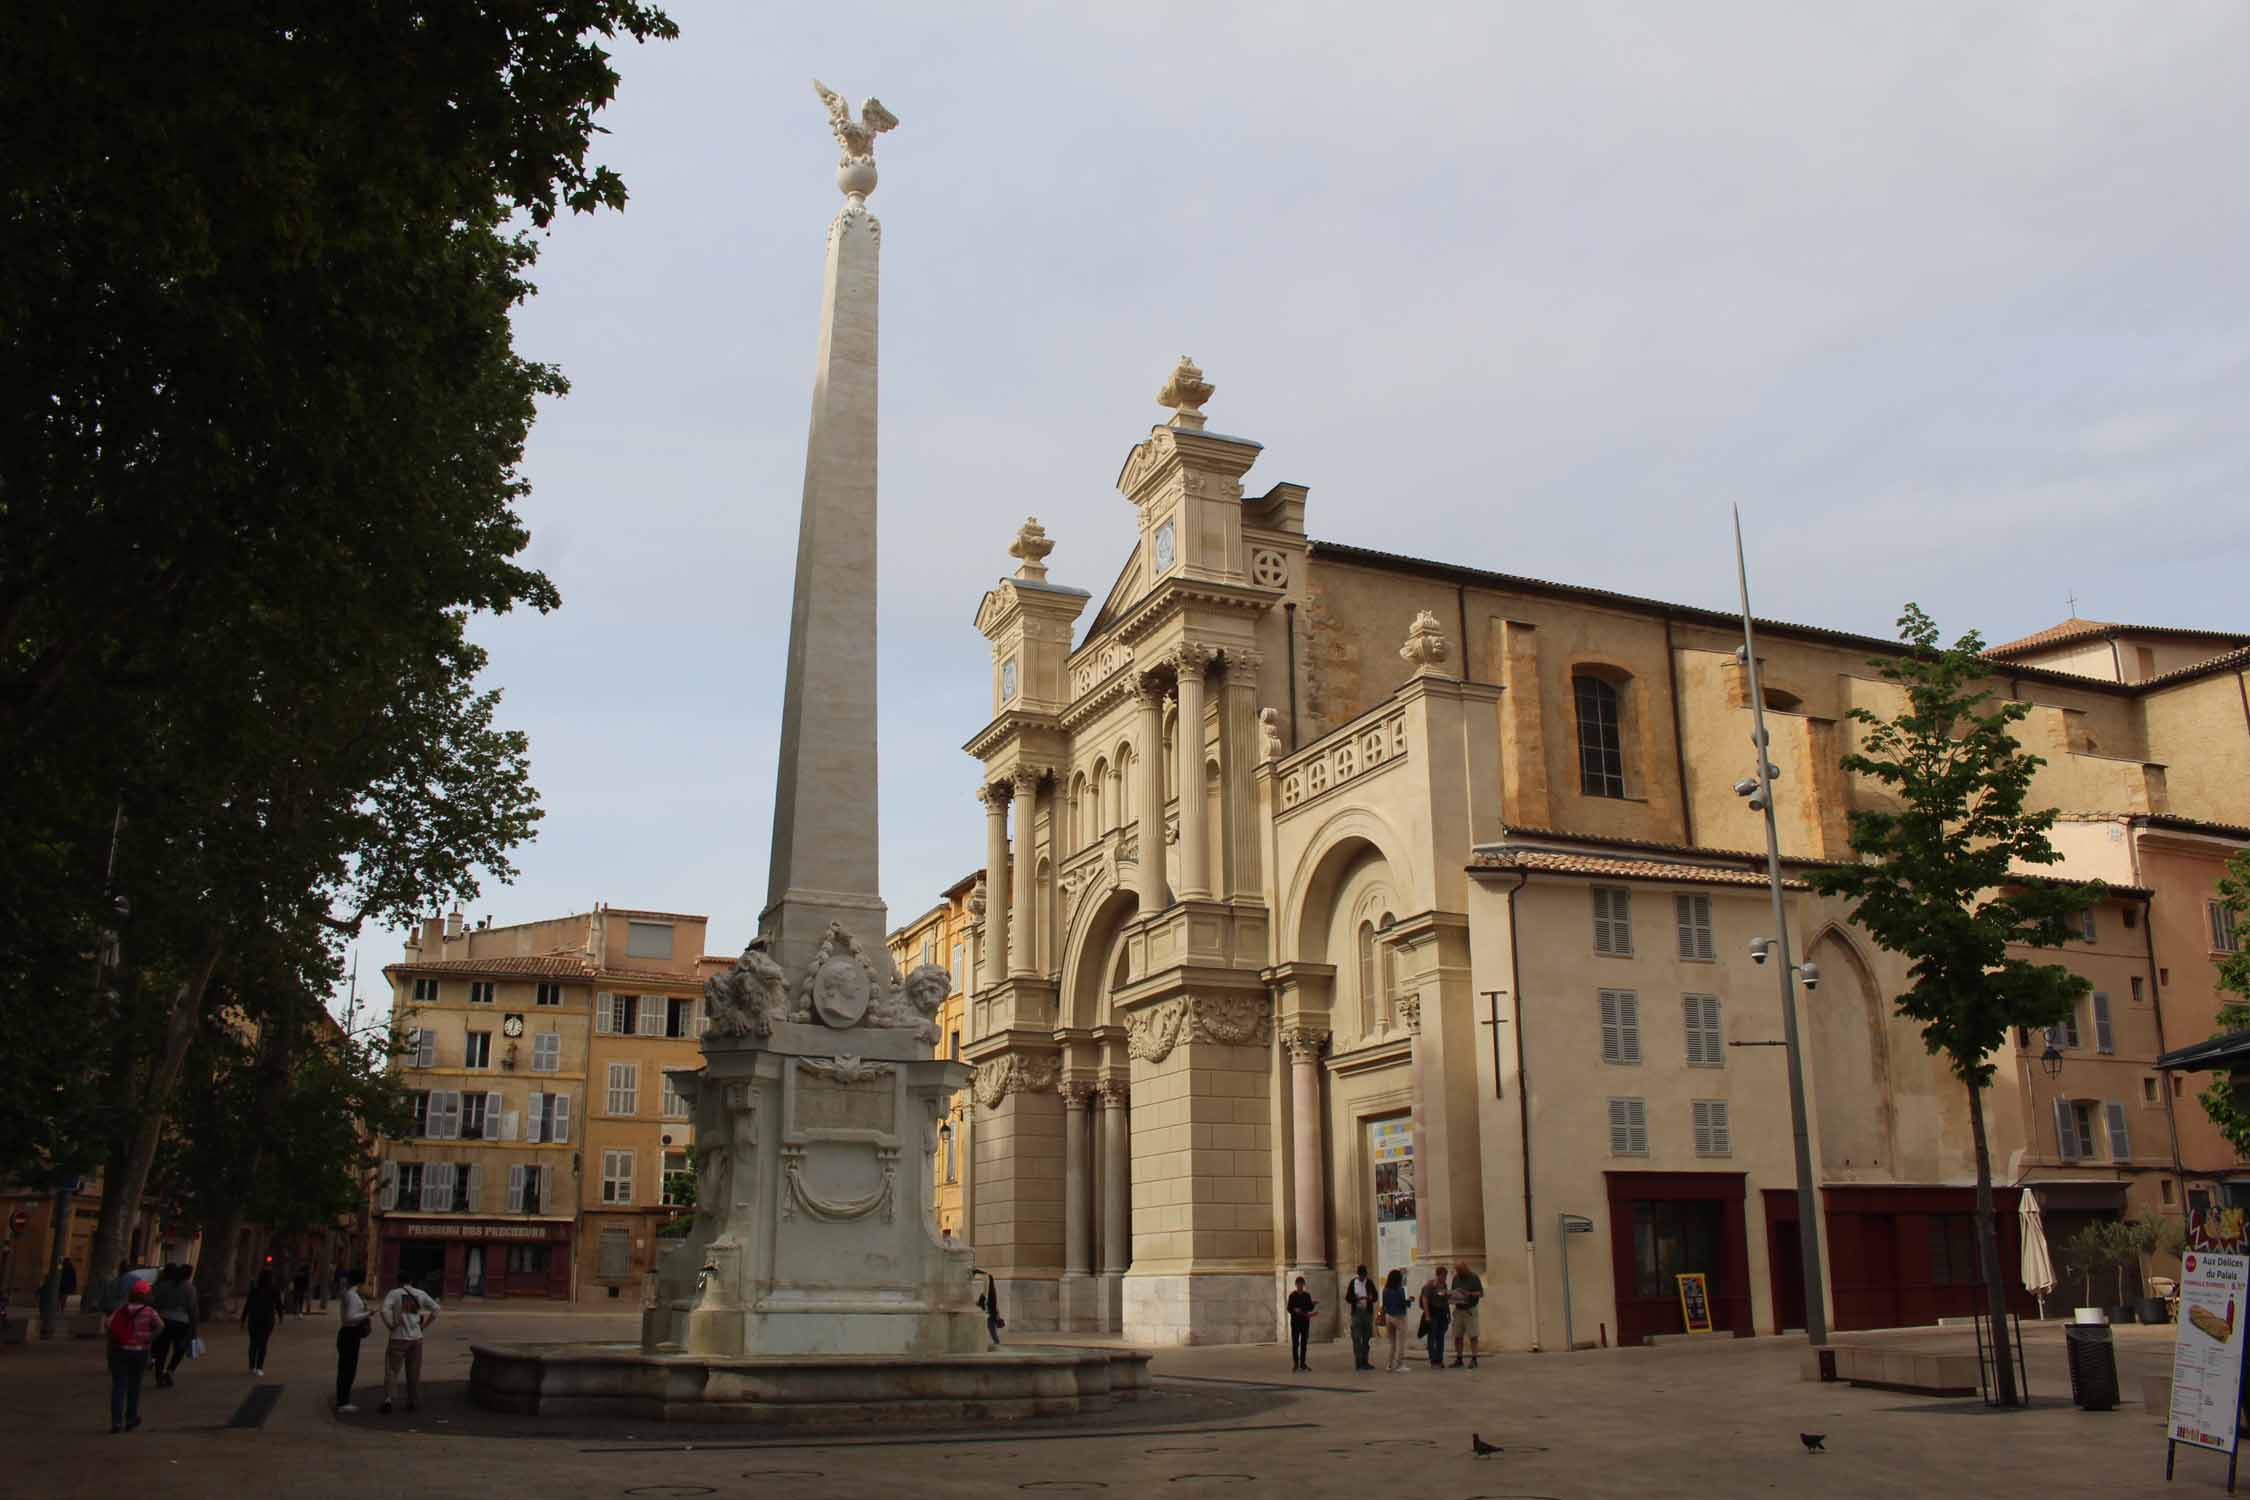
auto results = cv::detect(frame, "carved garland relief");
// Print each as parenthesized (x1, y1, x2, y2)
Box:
(972, 1051, 1062, 1108)
(1124, 995, 1275, 1062)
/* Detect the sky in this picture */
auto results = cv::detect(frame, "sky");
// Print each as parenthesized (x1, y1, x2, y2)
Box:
(344, 1, 2250, 1012)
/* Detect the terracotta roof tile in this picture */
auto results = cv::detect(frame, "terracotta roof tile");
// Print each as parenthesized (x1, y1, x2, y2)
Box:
(601, 908, 707, 924)
(1987, 619, 2250, 661)
(383, 954, 703, 987)
(1471, 846, 1811, 890)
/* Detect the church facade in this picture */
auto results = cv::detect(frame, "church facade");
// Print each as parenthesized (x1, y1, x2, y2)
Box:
(955, 359, 2250, 1347)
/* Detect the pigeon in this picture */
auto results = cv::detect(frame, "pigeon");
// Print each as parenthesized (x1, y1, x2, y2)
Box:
(1800, 1433, 1826, 1453)
(1471, 1433, 1503, 1457)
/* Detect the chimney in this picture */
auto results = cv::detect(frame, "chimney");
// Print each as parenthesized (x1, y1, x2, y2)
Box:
(445, 907, 465, 941)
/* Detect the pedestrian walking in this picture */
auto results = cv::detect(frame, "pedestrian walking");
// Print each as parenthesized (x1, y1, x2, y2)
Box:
(241, 1269, 285, 1376)
(1380, 1269, 1411, 1372)
(334, 1268, 373, 1413)
(1448, 1260, 1484, 1369)
(379, 1275, 439, 1414)
(105, 1279, 162, 1433)
(1285, 1276, 1318, 1371)
(59, 1258, 78, 1302)
(974, 1268, 1004, 1349)
(1343, 1264, 1377, 1371)
(291, 1265, 311, 1316)
(149, 1265, 199, 1386)
(1417, 1264, 1451, 1369)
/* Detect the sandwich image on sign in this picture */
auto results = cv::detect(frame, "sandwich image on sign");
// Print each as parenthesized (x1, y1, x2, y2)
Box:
(2189, 1299, 2236, 1344)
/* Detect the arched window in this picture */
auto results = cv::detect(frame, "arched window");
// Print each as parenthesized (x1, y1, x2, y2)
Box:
(1091, 759, 1108, 834)
(1070, 772, 1088, 850)
(1377, 912, 1398, 1026)
(1573, 673, 1627, 799)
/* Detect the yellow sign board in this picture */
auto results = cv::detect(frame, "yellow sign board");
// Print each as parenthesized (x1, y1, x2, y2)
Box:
(1676, 1272, 1714, 1335)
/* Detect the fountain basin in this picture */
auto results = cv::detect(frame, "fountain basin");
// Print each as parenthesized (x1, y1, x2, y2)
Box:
(470, 1340, 1151, 1425)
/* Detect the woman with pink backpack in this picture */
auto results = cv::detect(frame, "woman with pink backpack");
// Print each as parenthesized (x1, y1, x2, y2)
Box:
(106, 1279, 162, 1433)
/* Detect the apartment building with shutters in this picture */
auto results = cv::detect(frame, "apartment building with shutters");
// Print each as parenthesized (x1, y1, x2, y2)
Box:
(884, 870, 983, 1240)
(378, 903, 708, 1300)
(579, 910, 714, 1300)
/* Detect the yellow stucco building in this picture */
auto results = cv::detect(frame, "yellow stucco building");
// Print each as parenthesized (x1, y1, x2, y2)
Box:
(888, 871, 982, 1239)
(954, 359, 2250, 1346)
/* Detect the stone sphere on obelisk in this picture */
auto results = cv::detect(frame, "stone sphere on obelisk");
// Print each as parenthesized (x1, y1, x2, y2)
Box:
(760, 80, 902, 990)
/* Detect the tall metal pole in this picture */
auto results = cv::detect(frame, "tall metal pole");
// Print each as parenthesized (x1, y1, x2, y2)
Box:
(1732, 507, 1828, 1347)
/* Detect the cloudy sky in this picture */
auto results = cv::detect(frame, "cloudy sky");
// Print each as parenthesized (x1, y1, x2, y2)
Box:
(349, 0, 2250, 1004)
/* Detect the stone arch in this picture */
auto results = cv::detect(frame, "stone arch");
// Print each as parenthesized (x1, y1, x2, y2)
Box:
(1060, 879, 1139, 1031)
(1803, 921, 1897, 1174)
(1278, 805, 1420, 963)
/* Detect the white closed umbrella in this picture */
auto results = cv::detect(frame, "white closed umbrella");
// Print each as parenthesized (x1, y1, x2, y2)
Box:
(2019, 1188, 2057, 1318)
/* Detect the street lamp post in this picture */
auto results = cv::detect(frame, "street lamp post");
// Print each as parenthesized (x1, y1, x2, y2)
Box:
(1731, 507, 1830, 1347)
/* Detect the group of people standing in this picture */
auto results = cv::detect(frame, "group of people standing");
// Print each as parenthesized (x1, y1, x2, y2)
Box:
(99, 1259, 440, 1431)
(1311, 1260, 1485, 1375)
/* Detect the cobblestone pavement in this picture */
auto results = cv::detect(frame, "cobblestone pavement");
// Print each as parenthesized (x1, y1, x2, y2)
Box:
(0, 1308, 2206, 1498)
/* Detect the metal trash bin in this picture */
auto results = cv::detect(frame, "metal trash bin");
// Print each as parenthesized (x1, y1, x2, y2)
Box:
(2065, 1323, 2119, 1411)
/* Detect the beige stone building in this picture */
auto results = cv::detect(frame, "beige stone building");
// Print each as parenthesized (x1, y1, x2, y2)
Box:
(954, 361, 2250, 1346)
(379, 904, 708, 1300)
(887, 871, 982, 1239)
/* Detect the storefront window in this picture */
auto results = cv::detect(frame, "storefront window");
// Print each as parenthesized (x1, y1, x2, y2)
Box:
(1631, 1199, 1721, 1300)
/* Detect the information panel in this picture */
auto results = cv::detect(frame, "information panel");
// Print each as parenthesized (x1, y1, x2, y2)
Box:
(1676, 1272, 1714, 1335)
(2172, 1247, 2249, 1455)
(1368, 1117, 1418, 1283)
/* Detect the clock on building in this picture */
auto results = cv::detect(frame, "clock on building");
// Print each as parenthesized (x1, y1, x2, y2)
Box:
(1153, 521, 1176, 572)
(1001, 657, 1018, 702)
(502, 1014, 525, 1037)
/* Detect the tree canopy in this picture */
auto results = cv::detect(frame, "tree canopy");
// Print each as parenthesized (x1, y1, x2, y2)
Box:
(2196, 850, 2250, 1152)
(1, 2, 675, 1290)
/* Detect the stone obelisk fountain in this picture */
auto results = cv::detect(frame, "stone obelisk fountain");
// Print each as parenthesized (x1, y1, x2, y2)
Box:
(639, 80, 981, 1359)
(471, 86, 1147, 1420)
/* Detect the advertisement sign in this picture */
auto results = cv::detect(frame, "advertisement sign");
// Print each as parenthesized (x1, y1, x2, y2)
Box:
(1676, 1272, 1715, 1335)
(1368, 1118, 1417, 1282)
(2169, 1248, 2248, 1455)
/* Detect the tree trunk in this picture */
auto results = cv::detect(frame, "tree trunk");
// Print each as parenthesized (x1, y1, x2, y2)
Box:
(1965, 1078, 2020, 1407)
(195, 1004, 295, 1313)
(82, 936, 223, 1295)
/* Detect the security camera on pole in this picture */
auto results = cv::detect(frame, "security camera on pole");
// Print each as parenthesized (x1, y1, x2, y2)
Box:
(1729, 506, 1829, 1348)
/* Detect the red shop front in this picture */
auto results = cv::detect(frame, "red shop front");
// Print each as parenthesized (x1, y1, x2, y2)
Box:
(1763, 1185, 2041, 1334)
(375, 1215, 573, 1300)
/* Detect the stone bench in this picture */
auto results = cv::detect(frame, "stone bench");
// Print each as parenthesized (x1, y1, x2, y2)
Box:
(1799, 1341, 1979, 1396)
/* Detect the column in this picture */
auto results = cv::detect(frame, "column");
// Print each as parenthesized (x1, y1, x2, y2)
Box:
(1062, 1084, 1093, 1277)
(1098, 1081, 1131, 1274)
(1010, 769, 1040, 977)
(1218, 648, 1264, 900)
(979, 783, 1010, 986)
(1285, 1024, 1330, 1267)
(1132, 676, 1169, 908)
(1173, 645, 1213, 900)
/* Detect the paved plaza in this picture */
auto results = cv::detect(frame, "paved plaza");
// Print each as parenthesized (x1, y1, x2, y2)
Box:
(0, 1308, 2211, 1498)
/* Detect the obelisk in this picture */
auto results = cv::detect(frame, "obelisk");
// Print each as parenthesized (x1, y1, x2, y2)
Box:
(761, 81, 902, 985)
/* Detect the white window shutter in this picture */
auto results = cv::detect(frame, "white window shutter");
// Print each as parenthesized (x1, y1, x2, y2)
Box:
(485, 1091, 503, 1132)
(640, 1000, 664, 1037)
(694, 999, 710, 1037)
(1600, 991, 1621, 1062)
(1618, 992, 1641, 1063)
(1612, 889, 1632, 954)
(1609, 1098, 1630, 1153)
(1682, 997, 1704, 1066)
(2054, 1098, 2080, 1160)
(466, 1163, 482, 1213)
(442, 1090, 463, 1139)
(553, 1093, 571, 1144)
(1592, 890, 1613, 954)
(1692, 1101, 1712, 1154)
(419, 1163, 447, 1213)
(2105, 1101, 2131, 1160)
(595, 994, 613, 1034)
(2092, 994, 2114, 1054)
(1628, 1099, 1648, 1153)
(506, 1164, 526, 1213)
(379, 1160, 398, 1211)
(524, 1093, 544, 1144)
(499, 1108, 519, 1142)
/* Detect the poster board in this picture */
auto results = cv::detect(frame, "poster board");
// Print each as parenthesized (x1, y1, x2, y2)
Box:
(1368, 1118, 1418, 1284)
(2172, 1208, 2250, 1470)
(1676, 1272, 1714, 1335)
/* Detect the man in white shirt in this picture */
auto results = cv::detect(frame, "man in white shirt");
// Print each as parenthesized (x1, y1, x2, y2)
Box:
(335, 1268, 373, 1413)
(1344, 1264, 1378, 1371)
(379, 1275, 440, 1414)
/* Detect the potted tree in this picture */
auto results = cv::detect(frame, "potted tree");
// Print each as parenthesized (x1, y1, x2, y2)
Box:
(2098, 1221, 2142, 1324)
(2135, 1218, 2185, 1325)
(2062, 1224, 2110, 1321)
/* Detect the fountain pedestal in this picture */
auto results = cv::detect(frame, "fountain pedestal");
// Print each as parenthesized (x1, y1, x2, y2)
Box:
(642, 1020, 981, 1358)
